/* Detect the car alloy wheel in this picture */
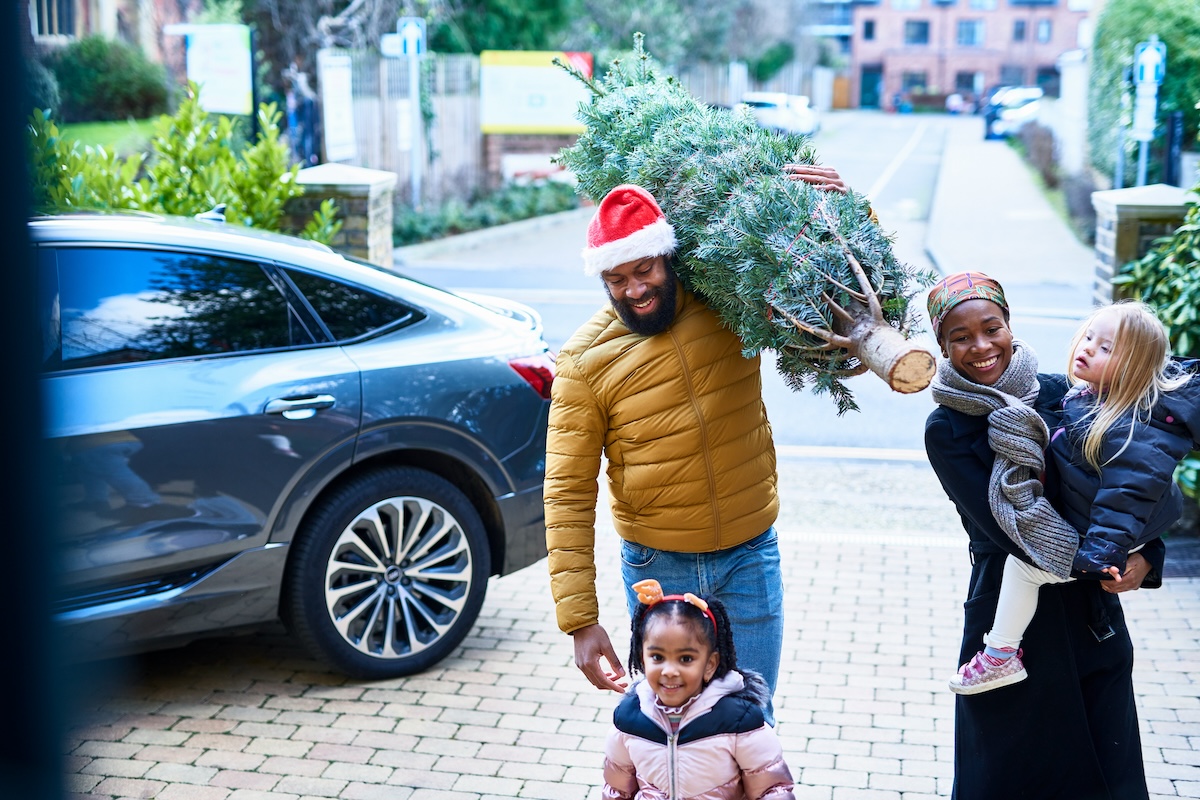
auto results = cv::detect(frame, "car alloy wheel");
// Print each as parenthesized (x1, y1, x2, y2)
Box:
(285, 466, 491, 678)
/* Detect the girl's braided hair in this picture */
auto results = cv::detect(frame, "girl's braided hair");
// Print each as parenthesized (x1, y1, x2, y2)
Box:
(627, 593, 738, 682)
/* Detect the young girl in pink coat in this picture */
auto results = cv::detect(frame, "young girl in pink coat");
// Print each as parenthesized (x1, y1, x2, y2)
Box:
(602, 579, 795, 800)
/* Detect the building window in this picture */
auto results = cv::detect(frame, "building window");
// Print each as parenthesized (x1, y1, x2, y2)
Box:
(1036, 19, 1051, 43)
(902, 71, 928, 92)
(955, 71, 978, 94)
(904, 20, 931, 44)
(1013, 20, 1027, 41)
(893, 0, 921, 9)
(1000, 65, 1025, 86)
(969, 0, 996, 8)
(957, 20, 985, 46)
(864, 19, 876, 40)
(32, 0, 76, 36)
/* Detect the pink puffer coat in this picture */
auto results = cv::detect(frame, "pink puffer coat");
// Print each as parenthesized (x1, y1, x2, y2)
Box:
(602, 672, 795, 800)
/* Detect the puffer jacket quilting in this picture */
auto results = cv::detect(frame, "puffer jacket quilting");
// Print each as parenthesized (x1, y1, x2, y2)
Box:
(602, 671, 795, 800)
(545, 286, 779, 633)
(1050, 360, 1200, 574)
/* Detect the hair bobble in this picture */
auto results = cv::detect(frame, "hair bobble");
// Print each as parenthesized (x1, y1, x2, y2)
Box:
(631, 579, 718, 636)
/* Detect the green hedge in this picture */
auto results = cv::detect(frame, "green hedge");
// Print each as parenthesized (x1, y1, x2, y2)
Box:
(1114, 170, 1200, 501)
(1088, 0, 1200, 184)
(46, 35, 169, 123)
(394, 181, 581, 245)
(28, 82, 340, 245)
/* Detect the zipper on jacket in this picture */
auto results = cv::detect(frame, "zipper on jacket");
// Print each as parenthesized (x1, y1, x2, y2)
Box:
(669, 327, 721, 549)
(667, 731, 678, 800)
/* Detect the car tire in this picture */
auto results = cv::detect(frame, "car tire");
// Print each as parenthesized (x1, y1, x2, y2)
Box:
(284, 466, 491, 679)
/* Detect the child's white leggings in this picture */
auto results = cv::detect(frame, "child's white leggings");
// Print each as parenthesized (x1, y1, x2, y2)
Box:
(984, 555, 1070, 651)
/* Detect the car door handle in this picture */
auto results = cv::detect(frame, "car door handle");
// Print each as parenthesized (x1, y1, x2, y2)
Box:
(264, 394, 336, 420)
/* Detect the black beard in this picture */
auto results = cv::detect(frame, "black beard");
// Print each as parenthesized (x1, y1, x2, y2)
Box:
(607, 268, 679, 337)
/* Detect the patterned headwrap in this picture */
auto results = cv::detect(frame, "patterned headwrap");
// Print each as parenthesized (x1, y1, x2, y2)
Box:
(927, 271, 1008, 340)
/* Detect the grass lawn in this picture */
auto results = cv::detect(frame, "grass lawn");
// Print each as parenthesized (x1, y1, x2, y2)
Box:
(60, 118, 158, 157)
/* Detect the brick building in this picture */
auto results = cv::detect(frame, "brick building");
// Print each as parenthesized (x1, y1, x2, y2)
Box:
(848, 0, 1094, 110)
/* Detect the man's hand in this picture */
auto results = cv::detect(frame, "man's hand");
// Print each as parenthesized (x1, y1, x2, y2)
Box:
(1102, 552, 1151, 594)
(783, 164, 847, 194)
(571, 623, 627, 693)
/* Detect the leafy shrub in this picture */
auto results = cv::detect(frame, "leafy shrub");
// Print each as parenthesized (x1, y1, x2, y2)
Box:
(46, 35, 169, 123)
(1061, 172, 1098, 245)
(25, 58, 60, 115)
(1088, 0, 1200, 185)
(394, 181, 581, 245)
(1018, 123, 1059, 189)
(27, 83, 338, 246)
(1114, 169, 1200, 503)
(749, 42, 795, 83)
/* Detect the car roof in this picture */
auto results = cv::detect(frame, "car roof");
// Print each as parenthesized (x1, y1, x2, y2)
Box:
(27, 210, 542, 329)
(29, 211, 337, 263)
(996, 86, 1043, 102)
(741, 91, 790, 106)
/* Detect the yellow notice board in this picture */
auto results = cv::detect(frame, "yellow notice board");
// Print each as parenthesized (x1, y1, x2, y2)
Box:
(480, 51, 594, 134)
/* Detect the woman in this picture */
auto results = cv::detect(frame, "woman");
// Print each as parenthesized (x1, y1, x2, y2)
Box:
(923, 271, 1163, 800)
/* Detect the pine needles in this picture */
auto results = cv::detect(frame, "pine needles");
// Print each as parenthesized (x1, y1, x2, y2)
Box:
(555, 35, 936, 413)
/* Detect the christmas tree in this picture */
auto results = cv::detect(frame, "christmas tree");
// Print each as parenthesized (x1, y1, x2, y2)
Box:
(554, 35, 936, 413)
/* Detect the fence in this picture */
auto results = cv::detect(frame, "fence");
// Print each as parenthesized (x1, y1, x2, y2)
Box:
(324, 48, 482, 207)
(321, 49, 814, 207)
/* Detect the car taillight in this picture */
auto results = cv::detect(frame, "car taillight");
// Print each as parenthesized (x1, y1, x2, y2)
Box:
(509, 353, 556, 400)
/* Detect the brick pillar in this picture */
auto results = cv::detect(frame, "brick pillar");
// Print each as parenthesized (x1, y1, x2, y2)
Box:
(283, 164, 398, 268)
(1090, 184, 1189, 305)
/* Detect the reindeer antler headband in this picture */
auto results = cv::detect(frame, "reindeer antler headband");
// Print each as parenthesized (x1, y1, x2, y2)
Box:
(632, 579, 718, 636)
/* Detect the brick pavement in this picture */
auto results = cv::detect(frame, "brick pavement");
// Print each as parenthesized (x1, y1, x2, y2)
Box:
(63, 458, 1200, 800)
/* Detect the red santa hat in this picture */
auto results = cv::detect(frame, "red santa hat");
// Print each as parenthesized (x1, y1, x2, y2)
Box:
(581, 184, 677, 276)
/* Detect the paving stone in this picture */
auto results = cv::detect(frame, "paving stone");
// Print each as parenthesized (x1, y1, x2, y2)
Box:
(56, 454, 1199, 800)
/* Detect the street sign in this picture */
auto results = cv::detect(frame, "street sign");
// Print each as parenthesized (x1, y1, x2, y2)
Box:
(1130, 36, 1166, 145)
(380, 33, 401, 59)
(1133, 36, 1166, 85)
(398, 16, 426, 55)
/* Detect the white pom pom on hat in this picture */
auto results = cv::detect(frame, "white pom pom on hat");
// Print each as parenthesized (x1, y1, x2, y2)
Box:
(581, 184, 677, 276)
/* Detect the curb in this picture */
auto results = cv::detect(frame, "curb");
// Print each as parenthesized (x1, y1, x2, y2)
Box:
(393, 206, 595, 265)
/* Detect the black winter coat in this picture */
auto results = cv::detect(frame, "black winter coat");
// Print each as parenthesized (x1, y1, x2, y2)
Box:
(925, 374, 1163, 800)
(1050, 360, 1200, 574)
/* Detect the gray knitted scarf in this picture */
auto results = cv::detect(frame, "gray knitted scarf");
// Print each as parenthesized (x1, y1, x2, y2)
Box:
(930, 339, 1078, 578)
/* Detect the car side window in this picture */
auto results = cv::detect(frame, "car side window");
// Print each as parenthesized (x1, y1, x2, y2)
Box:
(283, 268, 419, 342)
(54, 247, 315, 369)
(38, 247, 62, 370)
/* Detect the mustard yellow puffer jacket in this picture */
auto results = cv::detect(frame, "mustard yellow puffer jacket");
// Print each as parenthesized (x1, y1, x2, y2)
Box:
(545, 286, 779, 633)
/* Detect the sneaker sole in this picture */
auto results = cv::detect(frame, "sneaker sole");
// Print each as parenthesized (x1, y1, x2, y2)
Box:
(949, 668, 1028, 696)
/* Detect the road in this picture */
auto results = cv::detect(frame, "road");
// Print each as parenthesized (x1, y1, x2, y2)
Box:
(397, 111, 1086, 452)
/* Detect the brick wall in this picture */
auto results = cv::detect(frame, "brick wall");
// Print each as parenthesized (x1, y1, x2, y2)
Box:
(283, 164, 398, 268)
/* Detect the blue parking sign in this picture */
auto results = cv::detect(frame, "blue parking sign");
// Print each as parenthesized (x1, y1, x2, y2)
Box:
(1134, 38, 1166, 85)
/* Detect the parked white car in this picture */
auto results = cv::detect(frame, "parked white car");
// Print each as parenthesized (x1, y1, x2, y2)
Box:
(984, 86, 1044, 139)
(737, 92, 821, 137)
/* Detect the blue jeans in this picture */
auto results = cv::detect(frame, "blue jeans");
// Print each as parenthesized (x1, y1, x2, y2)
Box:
(619, 527, 784, 726)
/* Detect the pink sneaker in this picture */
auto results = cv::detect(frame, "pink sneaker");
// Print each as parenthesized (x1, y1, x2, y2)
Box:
(949, 649, 1027, 695)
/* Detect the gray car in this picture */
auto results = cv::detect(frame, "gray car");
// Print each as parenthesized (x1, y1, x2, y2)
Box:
(34, 212, 554, 679)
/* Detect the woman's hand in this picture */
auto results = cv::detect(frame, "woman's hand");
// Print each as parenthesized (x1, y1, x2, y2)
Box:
(1102, 552, 1151, 593)
(783, 164, 847, 194)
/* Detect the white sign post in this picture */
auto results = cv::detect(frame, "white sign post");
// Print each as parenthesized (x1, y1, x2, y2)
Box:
(396, 17, 426, 208)
(317, 50, 358, 162)
(1132, 35, 1166, 186)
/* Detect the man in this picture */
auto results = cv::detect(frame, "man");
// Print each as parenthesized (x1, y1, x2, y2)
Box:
(545, 170, 846, 725)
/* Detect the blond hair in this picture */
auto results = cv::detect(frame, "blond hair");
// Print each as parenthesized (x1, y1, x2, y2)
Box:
(1067, 300, 1190, 471)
